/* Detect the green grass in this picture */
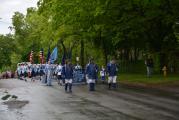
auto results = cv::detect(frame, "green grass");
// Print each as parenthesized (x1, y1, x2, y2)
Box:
(118, 74, 179, 86)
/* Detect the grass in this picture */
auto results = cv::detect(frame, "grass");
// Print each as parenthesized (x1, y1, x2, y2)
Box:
(118, 73, 179, 86)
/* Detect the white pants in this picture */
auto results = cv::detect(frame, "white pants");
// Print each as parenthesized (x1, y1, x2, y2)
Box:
(65, 79, 72, 84)
(86, 75, 89, 84)
(88, 79, 95, 84)
(108, 76, 117, 84)
(47, 72, 52, 85)
(41, 75, 46, 83)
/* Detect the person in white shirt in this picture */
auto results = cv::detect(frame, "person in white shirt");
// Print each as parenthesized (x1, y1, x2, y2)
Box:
(56, 63, 63, 85)
(100, 66, 106, 84)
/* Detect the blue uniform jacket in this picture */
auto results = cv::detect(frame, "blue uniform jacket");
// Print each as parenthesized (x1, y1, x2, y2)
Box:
(63, 64, 73, 79)
(86, 63, 98, 79)
(107, 63, 118, 76)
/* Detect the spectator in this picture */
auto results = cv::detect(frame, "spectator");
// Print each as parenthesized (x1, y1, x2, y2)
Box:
(145, 56, 154, 77)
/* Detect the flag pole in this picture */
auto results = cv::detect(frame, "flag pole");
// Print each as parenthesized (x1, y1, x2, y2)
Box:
(46, 39, 54, 63)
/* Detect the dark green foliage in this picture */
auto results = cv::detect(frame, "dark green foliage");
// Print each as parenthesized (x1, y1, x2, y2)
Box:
(0, 34, 15, 70)
(0, 0, 179, 73)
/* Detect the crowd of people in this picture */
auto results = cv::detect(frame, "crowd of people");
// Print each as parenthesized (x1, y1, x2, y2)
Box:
(0, 71, 15, 79)
(16, 58, 118, 93)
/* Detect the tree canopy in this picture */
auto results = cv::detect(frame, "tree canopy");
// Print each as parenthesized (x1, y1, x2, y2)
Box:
(0, 0, 179, 72)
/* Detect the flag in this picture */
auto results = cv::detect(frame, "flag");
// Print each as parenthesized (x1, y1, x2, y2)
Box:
(39, 48, 44, 64)
(46, 47, 51, 63)
(50, 47, 58, 64)
(29, 50, 33, 64)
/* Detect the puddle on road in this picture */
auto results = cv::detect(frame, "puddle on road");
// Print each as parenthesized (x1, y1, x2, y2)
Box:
(0, 104, 8, 112)
(0, 90, 29, 110)
(1, 94, 11, 100)
(59, 96, 139, 120)
(3, 100, 29, 109)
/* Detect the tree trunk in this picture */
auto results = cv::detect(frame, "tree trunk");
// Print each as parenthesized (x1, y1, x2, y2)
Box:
(80, 39, 84, 68)
(100, 29, 108, 66)
(134, 47, 137, 62)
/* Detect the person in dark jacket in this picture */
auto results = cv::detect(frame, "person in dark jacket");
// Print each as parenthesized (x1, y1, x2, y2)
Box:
(40, 64, 45, 81)
(86, 58, 98, 91)
(145, 56, 154, 77)
(107, 59, 118, 89)
(62, 60, 73, 93)
(31, 65, 36, 82)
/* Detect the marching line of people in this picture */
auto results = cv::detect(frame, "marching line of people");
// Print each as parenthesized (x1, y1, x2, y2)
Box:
(85, 58, 118, 91)
(16, 58, 118, 93)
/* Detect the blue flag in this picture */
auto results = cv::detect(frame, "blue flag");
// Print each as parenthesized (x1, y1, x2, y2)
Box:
(46, 47, 51, 63)
(50, 47, 58, 64)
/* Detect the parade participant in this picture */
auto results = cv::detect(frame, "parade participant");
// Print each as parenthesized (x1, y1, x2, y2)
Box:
(85, 62, 90, 84)
(62, 60, 73, 92)
(75, 63, 81, 70)
(24, 63, 28, 82)
(20, 64, 24, 80)
(56, 63, 63, 85)
(17, 64, 21, 79)
(34, 64, 38, 77)
(40, 64, 45, 81)
(46, 61, 53, 86)
(43, 63, 48, 84)
(100, 66, 106, 84)
(107, 59, 118, 89)
(20, 64, 26, 80)
(27, 64, 31, 78)
(86, 58, 98, 91)
(41, 63, 48, 84)
(37, 64, 40, 77)
(31, 64, 36, 82)
(52, 64, 57, 79)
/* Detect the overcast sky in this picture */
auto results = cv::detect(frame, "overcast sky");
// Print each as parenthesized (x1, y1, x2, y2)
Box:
(0, 0, 38, 35)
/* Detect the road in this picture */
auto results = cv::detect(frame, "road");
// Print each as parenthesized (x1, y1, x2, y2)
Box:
(0, 79, 179, 120)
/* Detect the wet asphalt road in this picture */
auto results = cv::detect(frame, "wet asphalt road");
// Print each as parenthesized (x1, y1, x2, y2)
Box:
(0, 79, 179, 120)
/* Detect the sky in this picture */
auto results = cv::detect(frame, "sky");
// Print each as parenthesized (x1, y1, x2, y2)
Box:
(0, 0, 38, 35)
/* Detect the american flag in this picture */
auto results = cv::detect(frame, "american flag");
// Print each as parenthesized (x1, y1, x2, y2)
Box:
(39, 48, 44, 64)
(29, 50, 33, 63)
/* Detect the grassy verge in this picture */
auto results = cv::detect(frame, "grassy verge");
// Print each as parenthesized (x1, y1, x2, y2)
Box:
(118, 74, 179, 87)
